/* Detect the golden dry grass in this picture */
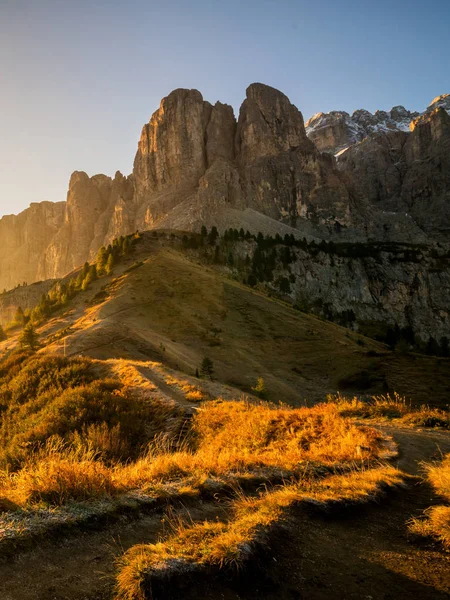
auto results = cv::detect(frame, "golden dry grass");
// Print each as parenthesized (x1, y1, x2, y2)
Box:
(0, 398, 386, 510)
(120, 400, 385, 492)
(409, 506, 450, 548)
(329, 392, 450, 427)
(115, 466, 405, 600)
(2, 443, 116, 507)
(409, 453, 450, 548)
(165, 375, 207, 402)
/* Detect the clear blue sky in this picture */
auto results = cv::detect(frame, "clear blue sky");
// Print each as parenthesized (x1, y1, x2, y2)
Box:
(1, 0, 449, 217)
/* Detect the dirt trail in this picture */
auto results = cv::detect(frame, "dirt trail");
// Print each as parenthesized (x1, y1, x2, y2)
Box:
(0, 503, 224, 600)
(135, 364, 198, 411)
(179, 426, 450, 600)
(0, 428, 449, 600)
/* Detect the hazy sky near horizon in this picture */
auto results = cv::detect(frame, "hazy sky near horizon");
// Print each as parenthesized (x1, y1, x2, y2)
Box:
(0, 0, 449, 217)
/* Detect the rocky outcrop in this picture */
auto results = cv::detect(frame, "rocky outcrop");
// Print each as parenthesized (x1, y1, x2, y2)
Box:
(305, 106, 418, 155)
(1, 83, 450, 294)
(234, 84, 353, 230)
(37, 170, 134, 280)
(338, 107, 450, 237)
(236, 83, 311, 163)
(132, 83, 355, 234)
(226, 238, 450, 347)
(305, 95, 450, 156)
(0, 201, 65, 291)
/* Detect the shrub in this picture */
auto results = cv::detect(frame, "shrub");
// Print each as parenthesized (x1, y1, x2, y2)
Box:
(0, 355, 178, 469)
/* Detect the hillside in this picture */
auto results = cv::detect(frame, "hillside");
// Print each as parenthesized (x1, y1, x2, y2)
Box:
(2, 231, 449, 406)
(0, 233, 450, 599)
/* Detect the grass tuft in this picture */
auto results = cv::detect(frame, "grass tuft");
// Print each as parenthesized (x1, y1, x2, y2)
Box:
(408, 453, 450, 548)
(328, 392, 450, 427)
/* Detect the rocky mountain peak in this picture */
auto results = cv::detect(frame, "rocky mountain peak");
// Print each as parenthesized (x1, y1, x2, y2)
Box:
(1, 84, 450, 294)
(428, 93, 450, 111)
(237, 82, 311, 164)
(307, 94, 449, 156)
(306, 104, 417, 155)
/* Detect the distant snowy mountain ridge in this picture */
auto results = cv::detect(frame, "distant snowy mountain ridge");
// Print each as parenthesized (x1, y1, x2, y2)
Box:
(306, 93, 450, 155)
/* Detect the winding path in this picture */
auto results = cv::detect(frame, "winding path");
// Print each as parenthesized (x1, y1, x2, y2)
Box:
(0, 427, 449, 600)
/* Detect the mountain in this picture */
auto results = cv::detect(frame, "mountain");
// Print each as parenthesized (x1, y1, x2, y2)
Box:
(337, 104, 450, 237)
(0, 83, 356, 290)
(305, 93, 450, 155)
(0, 84, 450, 340)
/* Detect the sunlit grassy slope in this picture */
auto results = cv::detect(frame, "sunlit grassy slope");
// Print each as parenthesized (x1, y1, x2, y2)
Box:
(27, 234, 449, 407)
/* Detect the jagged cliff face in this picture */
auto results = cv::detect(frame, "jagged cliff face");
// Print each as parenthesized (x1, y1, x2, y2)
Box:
(305, 106, 418, 155)
(337, 107, 450, 237)
(227, 239, 450, 345)
(132, 83, 352, 232)
(235, 84, 353, 228)
(0, 202, 65, 291)
(38, 170, 134, 280)
(0, 84, 449, 296)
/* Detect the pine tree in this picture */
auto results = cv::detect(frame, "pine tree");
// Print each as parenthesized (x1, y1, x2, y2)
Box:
(106, 253, 115, 275)
(96, 246, 108, 275)
(122, 236, 131, 255)
(247, 273, 257, 287)
(208, 226, 219, 245)
(81, 262, 90, 278)
(200, 356, 214, 380)
(279, 277, 291, 294)
(251, 377, 267, 399)
(14, 306, 25, 327)
(19, 322, 39, 351)
(82, 265, 98, 291)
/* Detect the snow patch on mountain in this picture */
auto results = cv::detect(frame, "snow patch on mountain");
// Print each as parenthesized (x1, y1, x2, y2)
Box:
(306, 94, 449, 156)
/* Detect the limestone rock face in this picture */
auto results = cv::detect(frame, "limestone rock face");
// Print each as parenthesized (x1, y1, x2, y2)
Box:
(338, 107, 450, 237)
(236, 85, 353, 229)
(133, 89, 209, 226)
(0, 201, 65, 291)
(236, 83, 312, 163)
(37, 170, 134, 280)
(306, 106, 418, 155)
(206, 102, 236, 165)
(131, 83, 354, 235)
(134, 89, 207, 197)
(1, 84, 450, 295)
(269, 243, 450, 345)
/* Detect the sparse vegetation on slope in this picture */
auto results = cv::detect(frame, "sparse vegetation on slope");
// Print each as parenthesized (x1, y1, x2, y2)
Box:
(0, 353, 179, 471)
(37, 238, 450, 407)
